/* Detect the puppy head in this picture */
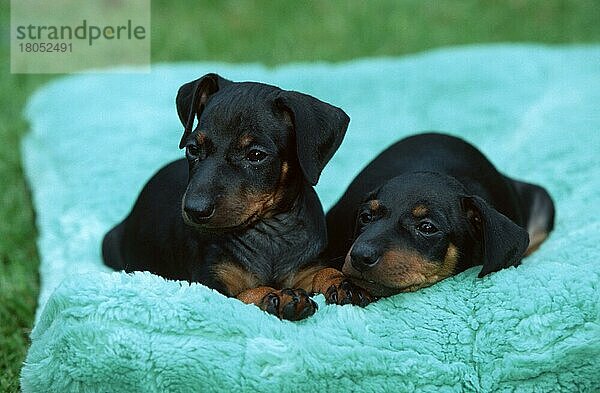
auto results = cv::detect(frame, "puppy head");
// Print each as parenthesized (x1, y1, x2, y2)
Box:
(176, 73, 349, 230)
(342, 172, 529, 296)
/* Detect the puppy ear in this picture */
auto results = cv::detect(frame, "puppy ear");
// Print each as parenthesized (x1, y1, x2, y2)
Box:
(176, 73, 231, 149)
(461, 196, 529, 278)
(274, 91, 349, 185)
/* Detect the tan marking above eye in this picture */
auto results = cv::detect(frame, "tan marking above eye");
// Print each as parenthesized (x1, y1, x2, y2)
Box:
(238, 133, 254, 148)
(369, 199, 380, 211)
(412, 204, 428, 218)
(195, 132, 206, 145)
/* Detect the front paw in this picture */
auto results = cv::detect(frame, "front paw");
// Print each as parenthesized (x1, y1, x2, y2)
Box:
(259, 288, 318, 321)
(324, 280, 375, 307)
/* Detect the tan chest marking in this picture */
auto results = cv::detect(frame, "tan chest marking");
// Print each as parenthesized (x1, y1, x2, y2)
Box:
(212, 261, 261, 296)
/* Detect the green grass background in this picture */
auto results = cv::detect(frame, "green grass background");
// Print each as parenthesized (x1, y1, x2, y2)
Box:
(0, 0, 598, 391)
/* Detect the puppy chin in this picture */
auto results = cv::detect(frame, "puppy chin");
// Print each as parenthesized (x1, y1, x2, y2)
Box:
(181, 211, 253, 233)
(342, 260, 402, 297)
(349, 277, 402, 297)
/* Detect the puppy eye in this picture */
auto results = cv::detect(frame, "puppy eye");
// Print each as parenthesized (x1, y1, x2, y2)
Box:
(417, 221, 439, 234)
(186, 144, 199, 158)
(358, 211, 373, 225)
(246, 149, 268, 163)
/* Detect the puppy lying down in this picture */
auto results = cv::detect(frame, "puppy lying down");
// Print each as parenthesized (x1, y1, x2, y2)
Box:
(325, 133, 555, 297)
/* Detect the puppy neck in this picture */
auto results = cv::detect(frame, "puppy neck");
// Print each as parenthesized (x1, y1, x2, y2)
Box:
(224, 183, 327, 286)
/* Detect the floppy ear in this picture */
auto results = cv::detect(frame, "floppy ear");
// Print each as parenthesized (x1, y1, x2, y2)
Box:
(176, 73, 231, 149)
(274, 91, 350, 185)
(461, 196, 529, 278)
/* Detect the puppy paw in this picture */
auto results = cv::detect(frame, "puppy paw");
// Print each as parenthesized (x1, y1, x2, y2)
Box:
(324, 280, 375, 307)
(310, 268, 376, 307)
(260, 288, 318, 321)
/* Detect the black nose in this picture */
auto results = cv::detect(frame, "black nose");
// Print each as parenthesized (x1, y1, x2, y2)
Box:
(350, 243, 380, 272)
(184, 198, 215, 223)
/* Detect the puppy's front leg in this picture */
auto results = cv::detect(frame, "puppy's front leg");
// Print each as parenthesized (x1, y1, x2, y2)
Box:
(212, 261, 317, 321)
(292, 266, 376, 307)
(237, 287, 317, 321)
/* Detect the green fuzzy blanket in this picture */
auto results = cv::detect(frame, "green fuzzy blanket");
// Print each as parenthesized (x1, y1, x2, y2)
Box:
(21, 45, 600, 392)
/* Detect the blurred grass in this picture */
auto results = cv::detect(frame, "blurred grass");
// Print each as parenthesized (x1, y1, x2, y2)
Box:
(1, 0, 599, 391)
(150, 0, 600, 64)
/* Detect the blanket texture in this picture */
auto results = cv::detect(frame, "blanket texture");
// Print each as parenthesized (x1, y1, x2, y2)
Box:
(21, 45, 600, 392)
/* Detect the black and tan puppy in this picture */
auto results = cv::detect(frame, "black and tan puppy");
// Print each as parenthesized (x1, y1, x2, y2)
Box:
(325, 133, 555, 297)
(102, 73, 371, 320)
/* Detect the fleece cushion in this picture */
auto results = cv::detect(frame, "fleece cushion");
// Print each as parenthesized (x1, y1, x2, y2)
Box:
(20, 45, 600, 392)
